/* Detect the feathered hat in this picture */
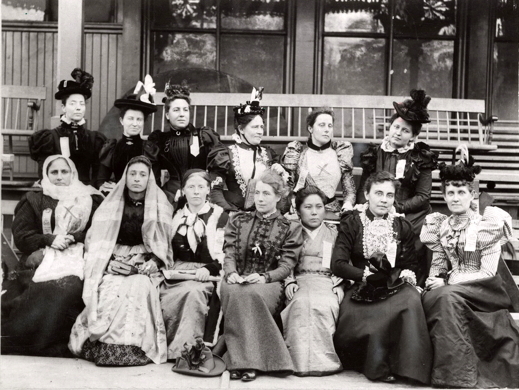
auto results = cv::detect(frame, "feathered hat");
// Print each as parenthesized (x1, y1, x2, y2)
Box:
(55, 68, 94, 100)
(439, 144, 482, 182)
(114, 75, 157, 115)
(163, 80, 191, 104)
(393, 89, 431, 124)
(233, 87, 265, 117)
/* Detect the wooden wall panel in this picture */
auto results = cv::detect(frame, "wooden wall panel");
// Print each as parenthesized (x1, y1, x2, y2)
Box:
(2, 23, 122, 179)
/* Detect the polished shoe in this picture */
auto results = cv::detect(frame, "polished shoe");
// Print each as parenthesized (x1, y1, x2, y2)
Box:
(381, 374, 396, 383)
(241, 370, 257, 382)
(229, 370, 241, 380)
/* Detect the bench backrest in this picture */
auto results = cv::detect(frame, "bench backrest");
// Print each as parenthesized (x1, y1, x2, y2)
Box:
(150, 93, 489, 147)
(2, 85, 47, 131)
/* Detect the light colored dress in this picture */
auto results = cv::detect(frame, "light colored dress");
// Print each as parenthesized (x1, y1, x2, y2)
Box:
(281, 223, 343, 376)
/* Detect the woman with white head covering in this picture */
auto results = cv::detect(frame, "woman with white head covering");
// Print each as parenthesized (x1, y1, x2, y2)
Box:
(2, 155, 103, 356)
(69, 156, 174, 366)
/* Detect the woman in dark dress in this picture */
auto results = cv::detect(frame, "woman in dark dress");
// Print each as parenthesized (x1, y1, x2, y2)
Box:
(145, 81, 222, 204)
(208, 88, 287, 212)
(69, 156, 173, 366)
(96, 75, 158, 193)
(332, 171, 432, 384)
(2, 155, 102, 356)
(421, 149, 519, 388)
(160, 169, 228, 360)
(221, 168, 303, 381)
(357, 89, 437, 234)
(29, 68, 106, 185)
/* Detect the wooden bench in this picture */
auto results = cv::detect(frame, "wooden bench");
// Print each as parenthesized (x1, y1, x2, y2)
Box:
(150, 92, 496, 151)
(2, 85, 46, 187)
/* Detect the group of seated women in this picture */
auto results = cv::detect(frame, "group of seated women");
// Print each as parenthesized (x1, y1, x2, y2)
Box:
(2, 69, 518, 388)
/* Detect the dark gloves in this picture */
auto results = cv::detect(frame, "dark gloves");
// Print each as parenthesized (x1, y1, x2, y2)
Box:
(368, 252, 392, 274)
(366, 272, 389, 288)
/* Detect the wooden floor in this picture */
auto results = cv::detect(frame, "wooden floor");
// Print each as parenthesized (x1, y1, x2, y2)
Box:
(0, 355, 430, 390)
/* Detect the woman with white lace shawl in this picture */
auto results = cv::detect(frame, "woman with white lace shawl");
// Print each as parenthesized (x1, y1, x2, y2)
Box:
(2, 155, 102, 356)
(421, 146, 519, 388)
(69, 156, 174, 366)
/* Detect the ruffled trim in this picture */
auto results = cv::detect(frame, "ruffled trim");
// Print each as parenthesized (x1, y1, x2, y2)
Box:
(411, 142, 438, 170)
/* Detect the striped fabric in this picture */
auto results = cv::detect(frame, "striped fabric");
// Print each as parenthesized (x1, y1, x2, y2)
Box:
(421, 207, 512, 284)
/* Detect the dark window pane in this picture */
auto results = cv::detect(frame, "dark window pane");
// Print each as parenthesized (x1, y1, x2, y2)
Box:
(496, 0, 519, 39)
(393, 0, 456, 37)
(324, 0, 388, 33)
(492, 42, 519, 120)
(220, 0, 286, 30)
(323, 37, 386, 95)
(220, 35, 285, 93)
(152, 0, 216, 29)
(391, 39, 453, 98)
(152, 33, 216, 75)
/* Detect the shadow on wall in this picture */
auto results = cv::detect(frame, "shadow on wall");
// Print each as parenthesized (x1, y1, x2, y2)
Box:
(98, 68, 253, 139)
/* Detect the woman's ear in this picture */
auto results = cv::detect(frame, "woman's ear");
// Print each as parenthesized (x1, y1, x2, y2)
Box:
(119, 117, 124, 126)
(308, 126, 313, 134)
(61, 104, 66, 113)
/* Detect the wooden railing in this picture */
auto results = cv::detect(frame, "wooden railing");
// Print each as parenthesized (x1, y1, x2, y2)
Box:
(151, 92, 495, 150)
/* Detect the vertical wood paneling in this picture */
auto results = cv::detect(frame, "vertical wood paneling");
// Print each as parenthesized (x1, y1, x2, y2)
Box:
(3, 24, 122, 179)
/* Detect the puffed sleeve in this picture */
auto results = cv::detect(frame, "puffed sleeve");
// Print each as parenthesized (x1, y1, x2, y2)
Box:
(70, 194, 104, 245)
(420, 212, 449, 278)
(29, 129, 58, 179)
(281, 140, 303, 189)
(331, 211, 365, 281)
(264, 220, 303, 283)
(395, 142, 438, 214)
(207, 144, 236, 211)
(335, 141, 356, 206)
(223, 212, 243, 277)
(143, 130, 163, 185)
(200, 126, 222, 148)
(356, 143, 379, 204)
(95, 139, 117, 189)
(12, 193, 56, 254)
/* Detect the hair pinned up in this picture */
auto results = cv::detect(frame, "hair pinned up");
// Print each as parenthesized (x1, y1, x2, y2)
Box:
(163, 80, 191, 109)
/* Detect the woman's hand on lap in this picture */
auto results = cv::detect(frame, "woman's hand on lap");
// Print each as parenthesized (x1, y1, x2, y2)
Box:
(425, 277, 445, 290)
(285, 283, 299, 300)
(51, 235, 70, 250)
(244, 273, 266, 284)
(195, 267, 210, 282)
(227, 272, 244, 284)
(140, 259, 158, 275)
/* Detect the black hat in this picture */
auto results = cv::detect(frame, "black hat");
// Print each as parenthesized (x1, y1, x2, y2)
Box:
(171, 338, 226, 377)
(55, 68, 94, 100)
(393, 89, 431, 124)
(114, 75, 157, 115)
(439, 144, 482, 182)
(234, 87, 265, 117)
(163, 80, 191, 104)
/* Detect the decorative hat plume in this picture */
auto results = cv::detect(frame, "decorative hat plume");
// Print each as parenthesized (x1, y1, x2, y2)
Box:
(439, 144, 482, 182)
(393, 89, 431, 123)
(234, 87, 265, 117)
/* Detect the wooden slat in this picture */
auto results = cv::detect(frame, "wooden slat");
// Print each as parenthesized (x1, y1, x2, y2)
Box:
(1, 85, 46, 100)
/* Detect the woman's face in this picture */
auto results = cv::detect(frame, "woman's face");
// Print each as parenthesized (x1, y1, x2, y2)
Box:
(388, 117, 414, 149)
(444, 183, 474, 215)
(126, 162, 149, 194)
(62, 93, 86, 122)
(309, 114, 333, 147)
(183, 175, 210, 208)
(47, 158, 72, 186)
(365, 180, 396, 218)
(120, 109, 145, 137)
(255, 180, 281, 215)
(299, 194, 325, 230)
(239, 115, 264, 146)
(166, 99, 190, 130)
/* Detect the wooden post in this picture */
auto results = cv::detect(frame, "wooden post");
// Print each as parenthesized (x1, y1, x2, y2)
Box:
(120, 0, 143, 96)
(293, 0, 317, 94)
(52, 0, 85, 127)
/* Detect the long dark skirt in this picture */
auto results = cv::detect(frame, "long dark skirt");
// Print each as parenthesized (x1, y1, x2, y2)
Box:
(334, 283, 432, 384)
(220, 281, 293, 373)
(422, 275, 519, 388)
(1, 276, 84, 357)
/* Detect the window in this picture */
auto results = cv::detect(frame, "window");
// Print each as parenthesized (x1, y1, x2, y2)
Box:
(321, 0, 457, 97)
(493, 0, 519, 120)
(1, 0, 118, 23)
(150, 0, 289, 93)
